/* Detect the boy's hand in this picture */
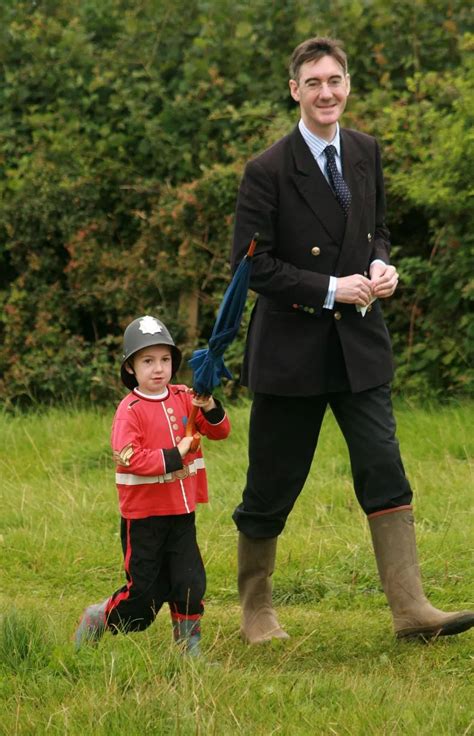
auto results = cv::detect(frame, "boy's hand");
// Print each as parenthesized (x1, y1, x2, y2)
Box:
(177, 436, 194, 458)
(192, 394, 216, 413)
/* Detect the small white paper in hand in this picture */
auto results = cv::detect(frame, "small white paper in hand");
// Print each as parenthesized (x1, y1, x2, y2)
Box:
(356, 297, 377, 317)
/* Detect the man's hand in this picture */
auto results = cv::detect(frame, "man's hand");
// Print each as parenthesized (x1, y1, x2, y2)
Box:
(335, 274, 373, 306)
(370, 262, 399, 299)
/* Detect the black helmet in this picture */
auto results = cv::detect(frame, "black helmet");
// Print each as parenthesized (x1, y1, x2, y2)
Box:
(120, 315, 182, 390)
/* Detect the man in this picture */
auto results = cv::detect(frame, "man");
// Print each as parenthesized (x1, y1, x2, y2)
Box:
(231, 37, 473, 644)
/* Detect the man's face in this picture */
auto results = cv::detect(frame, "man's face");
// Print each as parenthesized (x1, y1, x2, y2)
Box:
(289, 55, 350, 140)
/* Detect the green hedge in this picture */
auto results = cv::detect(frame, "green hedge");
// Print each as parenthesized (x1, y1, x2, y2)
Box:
(0, 1, 472, 405)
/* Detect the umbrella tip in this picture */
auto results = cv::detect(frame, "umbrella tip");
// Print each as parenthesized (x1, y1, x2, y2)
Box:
(247, 233, 258, 258)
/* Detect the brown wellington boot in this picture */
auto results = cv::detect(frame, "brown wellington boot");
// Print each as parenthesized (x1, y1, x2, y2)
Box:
(369, 507, 474, 640)
(238, 533, 290, 644)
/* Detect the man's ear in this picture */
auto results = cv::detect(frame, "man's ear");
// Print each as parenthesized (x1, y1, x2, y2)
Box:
(124, 360, 135, 376)
(289, 79, 300, 102)
(345, 73, 351, 95)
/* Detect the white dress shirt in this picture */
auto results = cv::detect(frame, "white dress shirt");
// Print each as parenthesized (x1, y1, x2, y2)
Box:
(298, 118, 383, 313)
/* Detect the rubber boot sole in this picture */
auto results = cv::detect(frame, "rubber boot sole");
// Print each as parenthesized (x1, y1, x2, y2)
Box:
(240, 627, 290, 645)
(396, 612, 474, 641)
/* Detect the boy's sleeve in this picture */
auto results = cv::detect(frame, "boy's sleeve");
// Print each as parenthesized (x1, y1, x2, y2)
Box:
(162, 447, 184, 473)
(111, 408, 184, 476)
(195, 398, 231, 440)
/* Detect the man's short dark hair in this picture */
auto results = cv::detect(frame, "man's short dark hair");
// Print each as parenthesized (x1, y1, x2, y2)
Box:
(289, 37, 348, 81)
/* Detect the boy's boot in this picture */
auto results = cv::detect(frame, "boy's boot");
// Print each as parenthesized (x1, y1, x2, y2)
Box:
(238, 533, 289, 644)
(171, 614, 201, 657)
(368, 507, 474, 640)
(74, 599, 108, 650)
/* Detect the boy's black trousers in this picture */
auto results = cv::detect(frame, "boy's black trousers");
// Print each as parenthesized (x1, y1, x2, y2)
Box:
(106, 512, 205, 633)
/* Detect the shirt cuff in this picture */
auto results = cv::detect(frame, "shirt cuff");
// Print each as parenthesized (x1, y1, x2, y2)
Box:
(163, 447, 183, 473)
(201, 399, 226, 424)
(323, 276, 337, 310)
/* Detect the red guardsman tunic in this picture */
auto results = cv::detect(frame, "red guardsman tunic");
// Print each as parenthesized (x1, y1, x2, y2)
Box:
(111, 384, 230, 519)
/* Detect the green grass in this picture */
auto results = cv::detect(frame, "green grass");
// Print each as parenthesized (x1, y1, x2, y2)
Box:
(0, 400, 473, 735)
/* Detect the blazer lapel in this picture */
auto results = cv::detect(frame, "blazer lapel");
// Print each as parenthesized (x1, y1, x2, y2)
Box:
(289, 127, 345, 243)
(336, 129, 367, 272)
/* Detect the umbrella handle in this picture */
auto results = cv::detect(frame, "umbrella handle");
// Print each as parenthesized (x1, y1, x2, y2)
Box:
(186, 405, 201, 452)
(186, 405, 199, 437)
(190, 433, 201, 452)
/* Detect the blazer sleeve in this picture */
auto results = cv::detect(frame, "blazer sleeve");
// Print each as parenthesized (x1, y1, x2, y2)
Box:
(232, 158, 330, 308)
(371, 139, 391, 264)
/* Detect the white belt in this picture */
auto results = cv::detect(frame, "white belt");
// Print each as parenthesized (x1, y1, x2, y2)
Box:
(116, 458, 205, 486)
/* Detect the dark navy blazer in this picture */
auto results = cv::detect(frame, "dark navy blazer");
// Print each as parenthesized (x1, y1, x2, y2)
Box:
(231, 125, 394, 396)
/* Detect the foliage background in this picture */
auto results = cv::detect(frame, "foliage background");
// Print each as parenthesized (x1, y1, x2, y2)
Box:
(0, 0, 473, 406)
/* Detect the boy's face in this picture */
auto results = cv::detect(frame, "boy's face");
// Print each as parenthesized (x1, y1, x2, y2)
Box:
(126, 345, 173, 394)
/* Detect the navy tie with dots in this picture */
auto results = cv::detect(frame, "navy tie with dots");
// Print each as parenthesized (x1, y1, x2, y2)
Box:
(323, 145, 351, 217)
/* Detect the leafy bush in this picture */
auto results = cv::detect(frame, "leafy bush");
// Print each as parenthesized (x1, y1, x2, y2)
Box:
(0, 1, 472, 405)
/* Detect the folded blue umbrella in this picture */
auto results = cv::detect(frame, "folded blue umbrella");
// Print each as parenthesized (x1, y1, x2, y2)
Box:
(188, 233, 258, 396)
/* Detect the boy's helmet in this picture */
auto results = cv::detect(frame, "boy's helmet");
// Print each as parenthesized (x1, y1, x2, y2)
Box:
(120, 315, 182, 390)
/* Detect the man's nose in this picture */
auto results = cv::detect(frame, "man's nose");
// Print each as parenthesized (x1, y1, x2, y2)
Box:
(318, 83, 333, 97)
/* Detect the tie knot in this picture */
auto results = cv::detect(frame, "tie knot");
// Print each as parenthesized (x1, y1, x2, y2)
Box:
(324, 145, 337, 161)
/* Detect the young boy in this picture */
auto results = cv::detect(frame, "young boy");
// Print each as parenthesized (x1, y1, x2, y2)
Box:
(75, 314, 230, 655)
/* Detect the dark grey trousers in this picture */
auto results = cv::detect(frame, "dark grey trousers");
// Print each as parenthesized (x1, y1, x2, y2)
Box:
(233, 384, 412, 538)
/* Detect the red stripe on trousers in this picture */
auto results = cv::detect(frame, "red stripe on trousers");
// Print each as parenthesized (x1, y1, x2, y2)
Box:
(367, 504, 413, 520)
(106, 518, 134, 615)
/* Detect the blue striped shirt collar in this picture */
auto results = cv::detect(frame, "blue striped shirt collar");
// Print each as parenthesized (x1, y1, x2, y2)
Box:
(298, 119, 341, 160)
